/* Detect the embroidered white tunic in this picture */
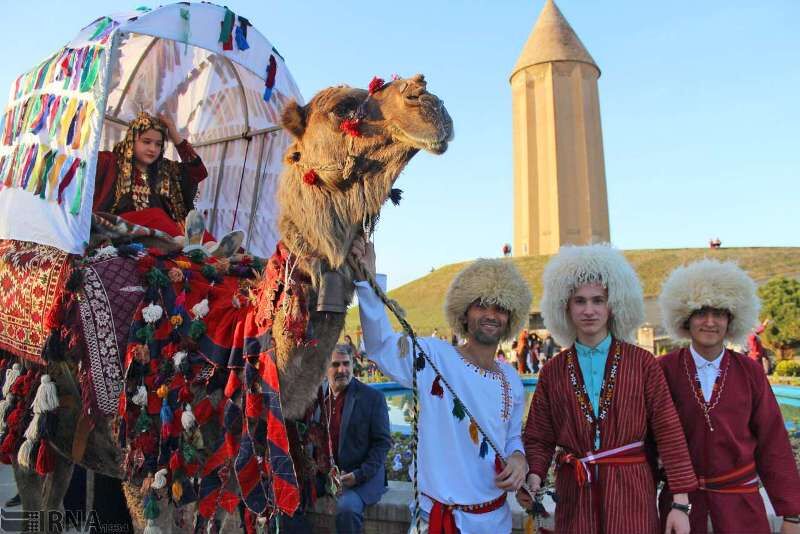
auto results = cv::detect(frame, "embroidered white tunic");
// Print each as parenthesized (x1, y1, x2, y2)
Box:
(356, 281, 525, 534)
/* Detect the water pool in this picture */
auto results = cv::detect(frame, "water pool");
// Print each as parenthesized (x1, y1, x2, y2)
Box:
(374, 379, 800, 435)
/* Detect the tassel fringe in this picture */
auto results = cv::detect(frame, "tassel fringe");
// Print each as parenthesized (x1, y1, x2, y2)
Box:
(397, 336, 409, 358)
(181, 404, 196, 431)
(3, 364, 21, 397)
(17, 438, 34, 468)
(32, 375, 58, 413)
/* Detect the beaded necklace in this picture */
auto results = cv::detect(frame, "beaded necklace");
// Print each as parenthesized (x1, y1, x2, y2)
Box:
(682, 349, 729, 432)
(566, 339, 622, 447)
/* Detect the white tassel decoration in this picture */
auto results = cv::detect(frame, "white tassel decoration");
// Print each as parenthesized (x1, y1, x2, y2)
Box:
(0, 398, 12, 434)
(32, 375, 59, 414)
(132, 386, 148, 407)
(143, 519, 162, 534)
(151, 468, 168, 490)
(181, 404, 196, 431)
(3, 363, 21, 398)
(17, 438, 34, 468)
(397, 336, 410, 358)
(23, 413, 42, 441)
(173, 351, 188, 369)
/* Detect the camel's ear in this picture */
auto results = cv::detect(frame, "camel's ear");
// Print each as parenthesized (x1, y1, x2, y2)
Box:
(281, 100, 306, 140)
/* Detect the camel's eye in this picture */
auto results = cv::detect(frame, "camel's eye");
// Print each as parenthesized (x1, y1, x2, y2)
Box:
(331, 97, 361, 118)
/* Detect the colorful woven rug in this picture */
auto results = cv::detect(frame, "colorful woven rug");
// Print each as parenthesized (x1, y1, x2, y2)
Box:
(0, 240, 71, 363)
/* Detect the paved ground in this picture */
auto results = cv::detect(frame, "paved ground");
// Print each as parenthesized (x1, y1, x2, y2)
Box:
(0, 464, 17, 507)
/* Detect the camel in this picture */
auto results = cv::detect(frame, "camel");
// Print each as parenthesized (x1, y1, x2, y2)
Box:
(8, 74, 452, 533)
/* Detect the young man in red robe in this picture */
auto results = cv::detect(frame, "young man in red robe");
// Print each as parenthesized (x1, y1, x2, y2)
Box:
(657, 259, 800, 533)
(518, 244, 697, 534)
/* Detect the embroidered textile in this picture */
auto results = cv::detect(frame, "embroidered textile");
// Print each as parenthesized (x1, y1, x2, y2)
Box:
(78, 255, 142, 415)
(0, 240, 70, 362)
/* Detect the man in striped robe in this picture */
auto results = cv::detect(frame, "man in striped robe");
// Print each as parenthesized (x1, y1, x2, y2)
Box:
(518, 244, 697, 534)
(657, 260, 800, 533)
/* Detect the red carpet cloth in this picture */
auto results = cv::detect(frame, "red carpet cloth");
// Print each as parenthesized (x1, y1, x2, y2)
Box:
(0, 239, 71, 363)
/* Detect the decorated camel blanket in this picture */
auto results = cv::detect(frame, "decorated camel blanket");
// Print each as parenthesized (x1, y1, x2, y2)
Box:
(0, 229, 305, 523)
(0, 240, 71, 363)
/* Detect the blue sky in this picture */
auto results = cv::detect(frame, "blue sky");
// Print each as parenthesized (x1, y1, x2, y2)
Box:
(2, 1, 798, 288)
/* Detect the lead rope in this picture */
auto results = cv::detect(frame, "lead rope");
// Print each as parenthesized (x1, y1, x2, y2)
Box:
(347, 253, 536, 532)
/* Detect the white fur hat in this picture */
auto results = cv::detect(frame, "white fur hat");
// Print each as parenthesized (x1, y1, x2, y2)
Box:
(540, 244, 645, 347)
(658, 259, 759, 346)
(444, 259, 532, 342)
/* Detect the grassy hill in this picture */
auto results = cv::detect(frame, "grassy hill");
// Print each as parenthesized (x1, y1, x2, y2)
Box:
(344, 247, 800, 336)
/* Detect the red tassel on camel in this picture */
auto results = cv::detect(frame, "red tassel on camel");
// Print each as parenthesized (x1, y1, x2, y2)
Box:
(430, 375, 444, 398)
(35, 438, 55, 475)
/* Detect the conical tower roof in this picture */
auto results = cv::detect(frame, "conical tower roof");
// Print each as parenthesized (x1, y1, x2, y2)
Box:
(511, 0, 598, 80)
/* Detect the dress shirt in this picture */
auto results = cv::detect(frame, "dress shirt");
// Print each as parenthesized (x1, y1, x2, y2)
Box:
(689, 344, 725, 402)
(575, 334, 612, 417)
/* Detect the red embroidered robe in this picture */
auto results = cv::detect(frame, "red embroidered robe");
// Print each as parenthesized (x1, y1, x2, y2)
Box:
(92, 139, 207, 223)
(658, 349, 800, 534)
(524, 340, 698, 534)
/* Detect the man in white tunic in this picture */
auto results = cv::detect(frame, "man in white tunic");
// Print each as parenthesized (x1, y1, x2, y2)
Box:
(350, 238, 531, 534)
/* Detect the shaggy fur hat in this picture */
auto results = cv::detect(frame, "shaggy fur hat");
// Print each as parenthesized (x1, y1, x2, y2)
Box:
(444, 259, 532, 342)
(658, 259, 760, 346)
(540, 244, 645, 347)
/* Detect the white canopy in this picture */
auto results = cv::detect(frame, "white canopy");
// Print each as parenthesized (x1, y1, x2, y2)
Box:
(0, 2, 302, 256)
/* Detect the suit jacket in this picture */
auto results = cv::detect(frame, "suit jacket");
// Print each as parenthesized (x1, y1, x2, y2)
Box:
(321, 378, 392, 506)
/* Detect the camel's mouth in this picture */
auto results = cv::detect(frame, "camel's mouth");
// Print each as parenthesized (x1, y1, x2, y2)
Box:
(389, 124, 450, 155)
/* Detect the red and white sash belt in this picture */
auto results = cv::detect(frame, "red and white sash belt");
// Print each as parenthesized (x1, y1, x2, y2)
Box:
(424, 492, 507, 534)
(558, 440, 647, 487)
(698, 462, 760, 494)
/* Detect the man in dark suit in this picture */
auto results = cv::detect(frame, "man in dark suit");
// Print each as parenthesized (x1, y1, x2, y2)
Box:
(322, 344, 392, 533)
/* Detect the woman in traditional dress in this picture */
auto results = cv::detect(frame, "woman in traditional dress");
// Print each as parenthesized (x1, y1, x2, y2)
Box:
(92, 111, 208, 236)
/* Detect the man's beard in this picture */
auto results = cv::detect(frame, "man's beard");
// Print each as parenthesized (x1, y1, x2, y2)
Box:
(470, 322, 504, 345)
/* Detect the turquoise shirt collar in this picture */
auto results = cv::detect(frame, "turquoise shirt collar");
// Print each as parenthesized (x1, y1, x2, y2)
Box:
(575, 333, 612, 355)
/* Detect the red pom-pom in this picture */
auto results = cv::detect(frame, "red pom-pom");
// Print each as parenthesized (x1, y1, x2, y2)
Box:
(302, 169, 319, 186)
(35, 438, 55, 475)
(133, 432, 158, 454)
(0, 431, 19, 455)
(224, 369, 241, 399)
(179, 385, 192, 404)
(368, 76, 385, 95)
(137, 255, 156, 273)
(339, 118, 362, 137)
(169, 451, 184, 472)
(6, 406, 26, 430)
(494, 454, 504, 475)
(147, 247, 165, 257)
(430, 375, 444, 398)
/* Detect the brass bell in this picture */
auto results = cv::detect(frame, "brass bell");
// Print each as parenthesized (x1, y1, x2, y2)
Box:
(316, 270, 347, 313)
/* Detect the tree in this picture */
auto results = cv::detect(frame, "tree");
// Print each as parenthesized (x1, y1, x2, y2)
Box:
(758, 277, 800, 360)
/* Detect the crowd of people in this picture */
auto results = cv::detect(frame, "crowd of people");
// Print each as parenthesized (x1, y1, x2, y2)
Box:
(341, 238, 800, 534)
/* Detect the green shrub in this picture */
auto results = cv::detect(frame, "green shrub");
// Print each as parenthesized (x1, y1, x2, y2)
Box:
(774, 360, 800, 377)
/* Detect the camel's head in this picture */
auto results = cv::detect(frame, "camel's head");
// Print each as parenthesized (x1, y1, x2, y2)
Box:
(277, 75, 452, 270)
(281, 74, 452, 167)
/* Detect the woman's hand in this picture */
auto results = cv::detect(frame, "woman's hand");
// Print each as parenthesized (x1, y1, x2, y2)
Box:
(158, 114, 183, 145)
